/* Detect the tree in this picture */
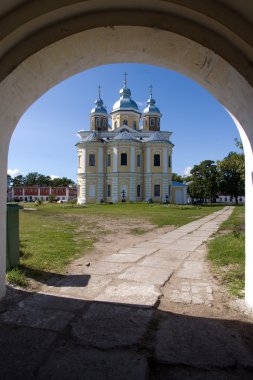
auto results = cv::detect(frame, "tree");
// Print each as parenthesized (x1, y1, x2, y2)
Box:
(218, 152, 245, 204)
(188, 160, 219, 203)
(7, 174, 12, 187)
(12, 174, 25, 186)
(24, 172, 40, 186)
(172, 173, 183, 183)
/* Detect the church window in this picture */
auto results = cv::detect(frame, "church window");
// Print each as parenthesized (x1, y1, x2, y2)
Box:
(103, 118, 107, 127)
(96, 118, 100, 127)
(154, 184, 160, 197)
(123, 119, 128, 125)
(157, 119, 160, 126)
(89, 153, 95, 166)
(150, 118, 155, 127)
(154, 154, 160, 166)
(107, 184, 111, 197)
(168, 156, 171, 168)
(137, 184, 141, 197)
(137, 154, 141, 167)
(107, 154, 111, 167)
(133, 121, 137, 130)
(114, 121, 118, 129)
(121, 153, 128, 166)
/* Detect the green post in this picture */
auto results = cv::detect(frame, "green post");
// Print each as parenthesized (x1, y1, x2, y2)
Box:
(6, 203, 22, 270)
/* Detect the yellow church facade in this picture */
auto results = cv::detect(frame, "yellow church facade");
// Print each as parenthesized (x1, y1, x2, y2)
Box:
(76, 79, 187, 204)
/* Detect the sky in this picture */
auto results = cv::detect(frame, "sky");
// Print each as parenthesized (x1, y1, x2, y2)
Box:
(8, 63, 241, 181)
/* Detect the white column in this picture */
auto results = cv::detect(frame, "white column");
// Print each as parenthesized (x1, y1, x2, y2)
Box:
(129, 176, 136, 201)
(113, 146, 118, 172)
(163, 146, 168, 173)
(96, 175, 104, 202)
(145, 175, 152, 201)
(78, 176, 86, 204)
(98, 146, 103, 173)
(131, 146, 135, 172)
(146, 146, 151, 173)
(162, 177, 169, 202)
(82, 148, 86, 171)
(111, 176, 118, 203)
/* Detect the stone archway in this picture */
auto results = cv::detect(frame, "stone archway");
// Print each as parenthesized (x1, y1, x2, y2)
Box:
(1, 24, 253, 305)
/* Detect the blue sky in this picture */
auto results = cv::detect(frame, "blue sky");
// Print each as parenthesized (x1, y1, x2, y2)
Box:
(8, 63, 241, 181)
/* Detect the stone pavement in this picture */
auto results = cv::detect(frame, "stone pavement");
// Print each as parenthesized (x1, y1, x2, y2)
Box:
(1, 206, 253, 379)
(40, 206, 234, 307)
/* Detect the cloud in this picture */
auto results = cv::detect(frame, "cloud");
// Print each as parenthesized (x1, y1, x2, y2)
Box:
(7, 168, 23, 178)
(50, 175, 60, 180)
(183, 166, 192, 176)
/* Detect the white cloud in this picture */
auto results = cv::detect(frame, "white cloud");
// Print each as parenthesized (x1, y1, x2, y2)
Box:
(50, 175, 59, 180)
(7, 168, 23, 178)
(183, 166, 192, 176)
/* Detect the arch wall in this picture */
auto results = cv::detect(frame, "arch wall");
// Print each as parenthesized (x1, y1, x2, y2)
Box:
(1, 26, 253, 305)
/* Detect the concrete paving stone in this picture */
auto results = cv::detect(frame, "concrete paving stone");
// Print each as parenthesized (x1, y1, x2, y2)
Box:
(154, 316, 253, 369)
(0, 306, 74, 332)
(101, 253, 145, 263)
(174, 261, 207, 280)
(85, 261, 129, 275)
(38, 340, 149, 380)
(18, 292, 86, 311)
(191, 294, 205, 304)
(71, 303, 154, 349)
(165, 240, 202, 252)
(169, 290, 192, 304)
(45, 275, 112, 299)
(95, 282, 161, 306)
(150, 365, 253, 380)
(0, 324, 57, 379)
(155, 249, 191, 261)
(118, 266, 173, 286)
(119, 246, 158, 255)
(136, 256, 182, 270)
(134, 242, 169, 250)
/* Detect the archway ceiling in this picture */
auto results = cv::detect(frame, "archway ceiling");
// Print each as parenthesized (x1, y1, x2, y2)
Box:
(0, 0, 253, 85)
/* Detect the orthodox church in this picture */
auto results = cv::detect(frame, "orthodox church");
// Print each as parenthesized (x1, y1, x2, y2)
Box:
(76, 76, 187, 204)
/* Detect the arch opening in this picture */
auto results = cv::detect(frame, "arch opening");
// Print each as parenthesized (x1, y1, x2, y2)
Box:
(1, 26, 253, 306)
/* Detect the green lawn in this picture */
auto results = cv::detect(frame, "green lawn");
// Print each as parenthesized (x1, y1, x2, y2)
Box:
(208, 206, 245, 297)
(7, 202, 224, 286)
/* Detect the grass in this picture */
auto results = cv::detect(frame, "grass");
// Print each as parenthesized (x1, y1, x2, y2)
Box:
(7, 202, 224, 287)
(208, 206, 245, 297)
(6, 267, 28, 287)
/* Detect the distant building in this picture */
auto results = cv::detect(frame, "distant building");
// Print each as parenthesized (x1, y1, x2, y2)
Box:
(10, 186, 77, 202)
(76, 77, 187, 204)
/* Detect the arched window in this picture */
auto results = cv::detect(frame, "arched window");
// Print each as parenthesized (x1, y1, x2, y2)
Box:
(123, 119, 128, 125)
(103, 118, 107, 127)
(133, 121, 137, 129)
(114, 121, 118, 129)
(96, 118, 100, 127)
(150, 118, 155, 127)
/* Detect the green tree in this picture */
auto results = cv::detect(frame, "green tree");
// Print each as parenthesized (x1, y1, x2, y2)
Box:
(172, 173, 183, 183)
(24, 172, 40, 186)
(12, 174, 24, 186)
(7, 174, 12, 187)
(188, 160, 219, 203)
(218, 152, 245, 204)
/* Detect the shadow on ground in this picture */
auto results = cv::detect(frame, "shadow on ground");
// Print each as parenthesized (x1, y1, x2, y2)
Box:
(0, 286, 253, 380)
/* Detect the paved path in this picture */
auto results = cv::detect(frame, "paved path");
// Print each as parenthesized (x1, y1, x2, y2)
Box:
(1, 206, 253, 379)
(41, 206, 234, 307)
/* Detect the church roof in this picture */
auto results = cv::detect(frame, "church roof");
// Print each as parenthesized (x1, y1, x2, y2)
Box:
(112, 78, 140, 114)
(82, 132, 103, 143)
(172, 181, 188, 187)
(146, 131, 171, 143)
(112, 131, 140, 142)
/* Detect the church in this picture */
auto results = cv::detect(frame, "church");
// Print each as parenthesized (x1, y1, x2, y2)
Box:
(76, 76, 187, 204)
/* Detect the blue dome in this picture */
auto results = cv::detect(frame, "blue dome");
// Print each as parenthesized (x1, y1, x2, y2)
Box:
(112, 81, 140, 113)
(143, 97, 161, 115)
(90, 88, 108, 115)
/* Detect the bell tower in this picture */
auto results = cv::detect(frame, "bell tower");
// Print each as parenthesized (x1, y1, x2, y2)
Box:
(90, 86, 110, 132)
(142, 85, 162, 131)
